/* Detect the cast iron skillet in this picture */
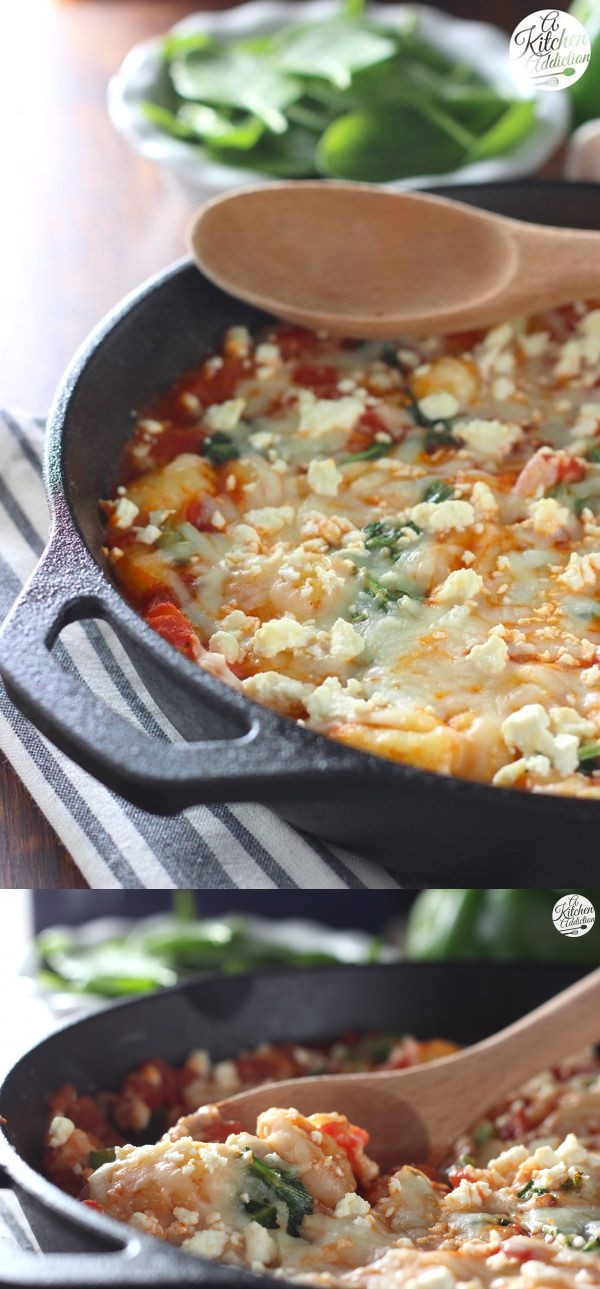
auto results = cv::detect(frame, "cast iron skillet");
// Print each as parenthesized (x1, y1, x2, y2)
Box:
(0, 183, 599, 879)
(0, 961, 590, 1288)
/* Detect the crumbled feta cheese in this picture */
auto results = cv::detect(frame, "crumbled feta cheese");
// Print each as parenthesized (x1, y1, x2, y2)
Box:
(111, 496, 139, 529)
(533, 1162, 567, 1190)
(180, 392, 201, 414)
(307, 457, 343, 497)
(432, 568, 483, 603)
(471, 481, 499, 518)
(48, 1116, 75, 1149)
(184, 1228, 229, 1258)
(555, 1133, 588, 1167)
(129, 1212, 157, 1232)
(244, 1221, 278, 1268)
(549, 707, 596, 739)
(519, 332, 549, 357)
(409, 499, 475, 533)
(138, 418, 164, 435)
(296, 391, 365, 438)
(529, 497, 571, 540)
(186, 1049, 211, 1076)
(211, 509, 226, 530)
(173, 1208, 199, 1226)
(204, 399, 246, 431)
(253, 615, 313, 657)
(493, 755, 551, 787)
(224, 325, 251, 357)
(135, 524, 162, 545)
(249, 430, 275, 450)
(213, 1060, 239, 1090)
(329, 618, 364, 662)
(557, 551, 600, 592)
(242, 672, 311, 709)
(418, 392, 459, 421)
(454, 418, 522, 460)
(468, 633, 508, 675)
(255, 342, 281, 367)
(492, 376, 515, 401)
(230, 524, 261, 552)
(306, 677, 369, 724)
(573, 402, 600, 437)
(334, 1192, 370, 1218)
(244, 506, 294, 534)
(444, 1179, 492, 1210)
(499, 704, 584, 778)
(404, 1268, 456, 1289)
(208, 631, 240, 663)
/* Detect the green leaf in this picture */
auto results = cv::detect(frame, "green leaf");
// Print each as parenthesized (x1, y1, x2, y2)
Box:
(271, 21, 397, 90)
(170, 47, 300, 133)
(207, 126, 317, 176)
(162, 30, 215, 61)
(579, 740, 600, 763)
(142, 102, 202, 142)
(178, 105, 265, 150)
(317, 105, 465, 181)
(246, 1156, 313, 1236)
(342, 0, 366, 16)
(202, 431, 240, 464)
(467, 99, 536, 162)
(88, 1148, 117, 1171)
(423, 480, 454, 504)
(341, 441, 394, 463)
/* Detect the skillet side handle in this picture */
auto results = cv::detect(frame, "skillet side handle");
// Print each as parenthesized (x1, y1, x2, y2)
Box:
(0, 537, 324, 813)
(0, 1239, 253, 1289)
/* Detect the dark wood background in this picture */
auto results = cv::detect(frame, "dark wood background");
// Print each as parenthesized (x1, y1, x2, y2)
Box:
(0, 0, 540, 887)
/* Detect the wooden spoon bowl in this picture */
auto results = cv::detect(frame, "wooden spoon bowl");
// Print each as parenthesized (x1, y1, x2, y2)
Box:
(188, 182, 600, 337)
(216, 967, 600, 1171)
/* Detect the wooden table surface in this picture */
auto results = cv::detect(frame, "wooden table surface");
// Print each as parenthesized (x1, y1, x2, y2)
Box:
(0, 0, 540, 887)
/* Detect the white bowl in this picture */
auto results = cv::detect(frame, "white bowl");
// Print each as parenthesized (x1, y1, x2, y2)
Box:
(108, 0, 570, 202)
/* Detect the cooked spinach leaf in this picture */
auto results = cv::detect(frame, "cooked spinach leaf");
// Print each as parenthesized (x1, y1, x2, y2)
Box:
(245, 1156, 313, 1236)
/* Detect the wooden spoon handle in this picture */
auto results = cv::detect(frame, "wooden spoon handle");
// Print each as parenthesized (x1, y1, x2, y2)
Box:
(456, 963, 600, 1118)
(503, 220, 600, 317)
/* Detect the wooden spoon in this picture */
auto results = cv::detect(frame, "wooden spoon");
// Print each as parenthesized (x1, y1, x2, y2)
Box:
(216, 967, 600, 1171)
(188, 182, 600, 338)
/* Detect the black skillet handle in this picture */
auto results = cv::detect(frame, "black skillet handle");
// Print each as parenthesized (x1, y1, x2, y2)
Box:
(0, 532, 340, 813)
(0, 1236, 254, 1289)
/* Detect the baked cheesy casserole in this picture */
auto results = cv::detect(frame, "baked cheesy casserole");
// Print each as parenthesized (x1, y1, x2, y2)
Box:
(44, 1036, 600, 1289)
(101, 305, 600, 796)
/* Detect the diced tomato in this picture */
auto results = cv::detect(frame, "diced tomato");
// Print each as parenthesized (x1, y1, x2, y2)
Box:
(82, 1201, 104, 1213)
(187, 494, 218, 530)
(147, 428, 207, 467)
(293, 363, 341, 398)
(202, 1117, 244, 1143)
(273, 326, 321, 360)
(145, 601, 201, 663)
(320, 1118, 370, 1171)
(188, 358, 246, 406)
(235, 1046, 299, 1085)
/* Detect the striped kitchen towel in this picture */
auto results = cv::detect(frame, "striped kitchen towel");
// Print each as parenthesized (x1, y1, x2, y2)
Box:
(0, 411, 411, 890)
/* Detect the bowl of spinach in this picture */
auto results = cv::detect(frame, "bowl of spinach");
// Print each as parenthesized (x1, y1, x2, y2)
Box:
(108, 0, 569, 198)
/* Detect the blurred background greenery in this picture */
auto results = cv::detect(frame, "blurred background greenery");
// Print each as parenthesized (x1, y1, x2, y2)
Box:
(30, 890, 600, 1001)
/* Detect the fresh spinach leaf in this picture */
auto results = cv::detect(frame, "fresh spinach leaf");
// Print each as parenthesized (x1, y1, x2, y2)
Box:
(467, 100, 536, 161)
(170, 48, 301, 133)
(316, 105, 466, 181)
